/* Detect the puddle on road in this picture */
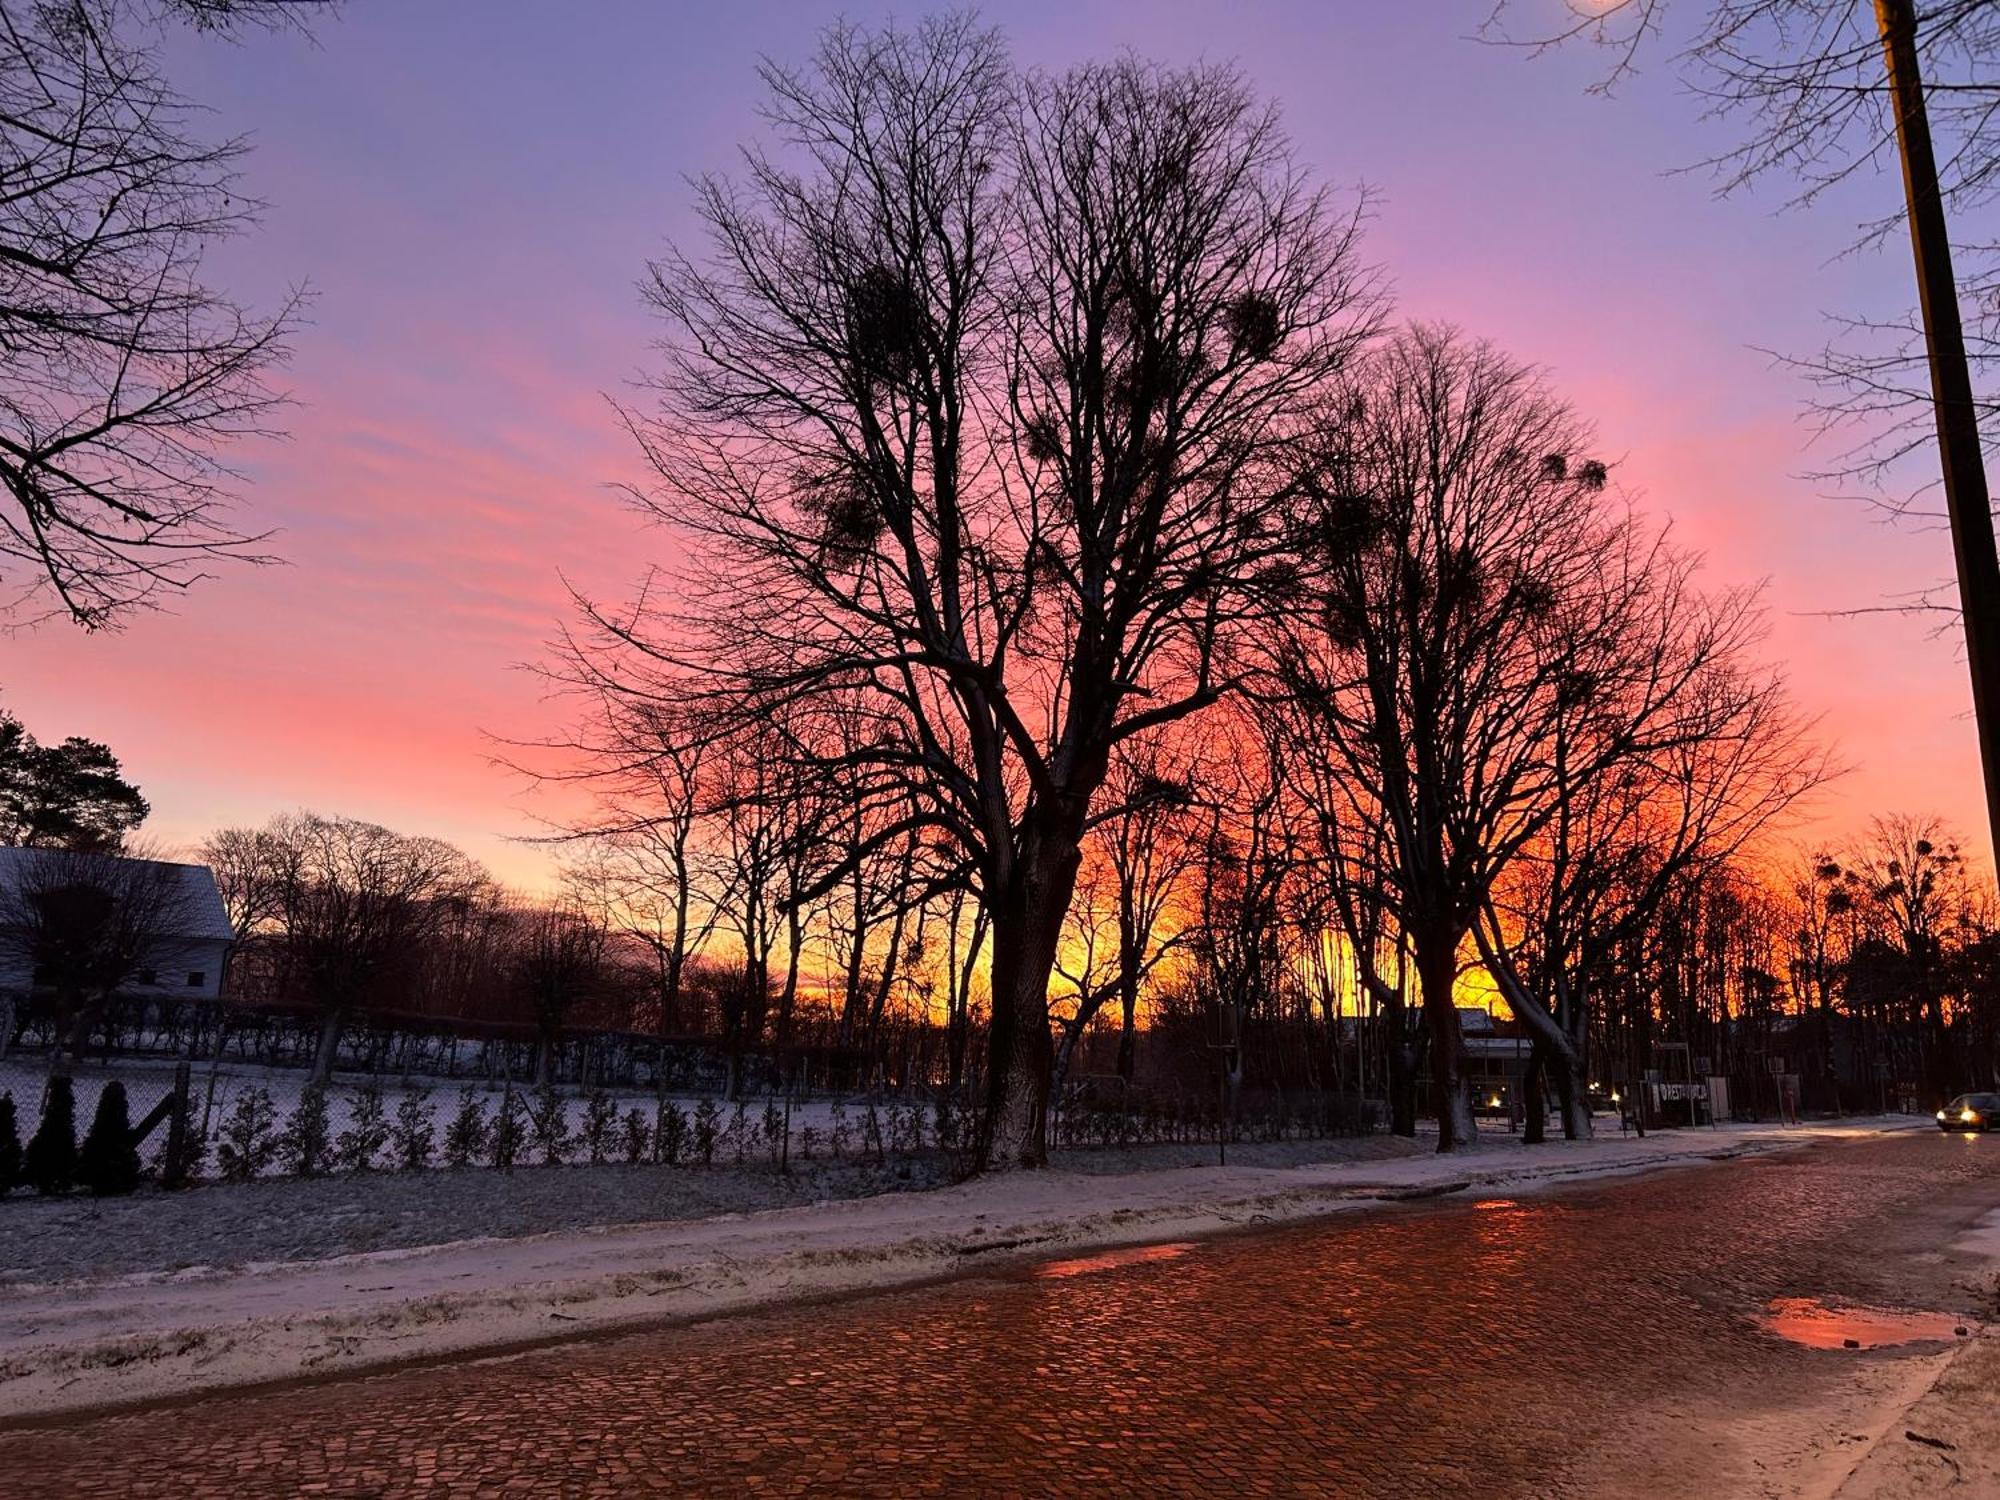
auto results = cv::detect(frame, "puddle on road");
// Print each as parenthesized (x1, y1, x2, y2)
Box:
(1755, 1296, 1972, 1350)
(1033, 1242, 1195, 1280)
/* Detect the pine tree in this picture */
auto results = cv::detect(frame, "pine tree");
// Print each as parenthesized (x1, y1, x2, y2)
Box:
(78, 1080, 140, 1195)
(25, 1075, 77, 1194)
(0, 1093, 22, 1195)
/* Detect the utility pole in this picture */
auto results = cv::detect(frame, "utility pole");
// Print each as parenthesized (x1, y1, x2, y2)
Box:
(1875, 0, 2000, 870)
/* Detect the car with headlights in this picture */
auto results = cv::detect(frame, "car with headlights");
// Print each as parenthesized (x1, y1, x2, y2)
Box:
(1936, 1093, 2000, 1132)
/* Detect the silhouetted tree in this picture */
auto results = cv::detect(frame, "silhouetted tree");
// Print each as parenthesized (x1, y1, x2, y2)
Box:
(0, 710, 148, 849)
(566, 18, 1380, 1169)
(0, 0, 326, 626)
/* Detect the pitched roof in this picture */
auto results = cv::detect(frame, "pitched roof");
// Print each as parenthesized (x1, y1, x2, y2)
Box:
(0, 847, 235, 944)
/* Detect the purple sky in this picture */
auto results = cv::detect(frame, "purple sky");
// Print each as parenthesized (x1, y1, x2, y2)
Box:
(2, 1, 1975, 887)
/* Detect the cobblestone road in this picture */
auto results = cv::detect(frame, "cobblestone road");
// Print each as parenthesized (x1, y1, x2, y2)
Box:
(6, 1132, 1999, 1497)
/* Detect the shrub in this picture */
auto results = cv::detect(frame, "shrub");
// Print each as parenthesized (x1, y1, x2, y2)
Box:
(862, 1100, 885, 1163)
(581, 1089, 616, 1165)
(761, 1100, 785, 1165)
(934, 1096, 960, 1155)
(798, 1123, 818, 1162)
(528, 1083, 570, 1165)
(692, 1098, 721, 1166)
(215, 1087, 278, 1182)
(443, 1088, 488, 1168)
(728, 1101, 750, 1164)
(335, 1082, 391, 1173)
(490, 1087, 526, 1171)
(0, 1093, 21, 1196)
(278, 1085, 333, 1178)
(393, 1090, 436, 1171)
(658, 1099, 689, 1165)
(25, 1075, 78, 1195)
(620, 1108, 651, 1165)
(78, 1080, 141, 1195)
(829, 1102, 851, 1159)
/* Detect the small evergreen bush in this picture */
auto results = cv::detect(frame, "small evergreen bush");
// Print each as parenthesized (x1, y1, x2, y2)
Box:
(25, 1075, 78, 1195)
(692, 1098, 721, 1166)
(619, 1107, 651, 1164)
(78, 1080, 141, 1195)
(761, 1100, 785, 1165)
(393, 1089, 436, 1171)
(728, 1100, 750, 1164)
(580, 1089, 616, 1165)
(215, 1087, 278, 1182)
(334, 1081, 391, 1173)
(528, 1083, 570, 1165)
(0, 1093, 22, 1196)
(278, 1084, 333, 1178)
(658, 1099, 689, 1165)
(443, 1088, 488, 1168)
(490, 1087, 526, 1170)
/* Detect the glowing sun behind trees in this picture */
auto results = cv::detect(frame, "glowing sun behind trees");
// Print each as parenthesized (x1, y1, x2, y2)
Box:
(559, 17, 1382, 1171)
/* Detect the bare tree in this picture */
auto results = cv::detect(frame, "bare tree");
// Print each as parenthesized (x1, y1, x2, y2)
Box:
(0, 0, 324, 626)
(1279, 325, 1769, 1149)
(200, 823, 287, 939)
(555, 703, 717, 1036)
(505, 897, 611, 1086)
(1052, 735, 1200, 1086)
(1473, 629, 1824, 1140)
(568, 18, 1380, 1169)
(1490, 0, 2000, 869)
(233, 812, 490, 1082)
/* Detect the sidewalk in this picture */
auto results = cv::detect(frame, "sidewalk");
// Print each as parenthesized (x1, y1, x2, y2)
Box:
(0, 1116, 1926, 1421)
(1819, 1204, 2000, 1498)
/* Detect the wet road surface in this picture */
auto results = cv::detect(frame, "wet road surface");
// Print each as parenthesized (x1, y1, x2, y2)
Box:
(5, 1130, 1999, 1497)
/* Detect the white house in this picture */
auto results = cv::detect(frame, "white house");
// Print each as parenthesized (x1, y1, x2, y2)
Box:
(0, 847, 235, 1002)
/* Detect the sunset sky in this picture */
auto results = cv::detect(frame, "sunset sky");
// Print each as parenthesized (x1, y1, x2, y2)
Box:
(2, 0, 1980, 890)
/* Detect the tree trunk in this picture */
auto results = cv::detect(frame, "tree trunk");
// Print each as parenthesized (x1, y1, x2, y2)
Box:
(1384, 994, 1418, 1138)
(977, 837, 1081, 1172)
(1412, 932, 1475, 1151)
(1115, 972, 1139, 1083)
(311, 1006, 344, 1085)
(1522, 1041, 1547, 1145)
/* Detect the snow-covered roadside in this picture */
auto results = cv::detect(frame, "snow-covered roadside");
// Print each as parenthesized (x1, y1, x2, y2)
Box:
(0, 1117, 1929, 1421)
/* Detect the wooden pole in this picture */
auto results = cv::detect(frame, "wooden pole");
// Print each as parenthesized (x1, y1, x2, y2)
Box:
(1876, 0, 2000, 870)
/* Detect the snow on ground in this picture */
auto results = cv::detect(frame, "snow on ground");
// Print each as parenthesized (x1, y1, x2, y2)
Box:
(0, 1115, 1929, 1421)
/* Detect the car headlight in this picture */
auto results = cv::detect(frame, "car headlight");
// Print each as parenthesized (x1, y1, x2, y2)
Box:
(1940, 1110, 1949, 1120)
(1961, 1109, 1980, 1122)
